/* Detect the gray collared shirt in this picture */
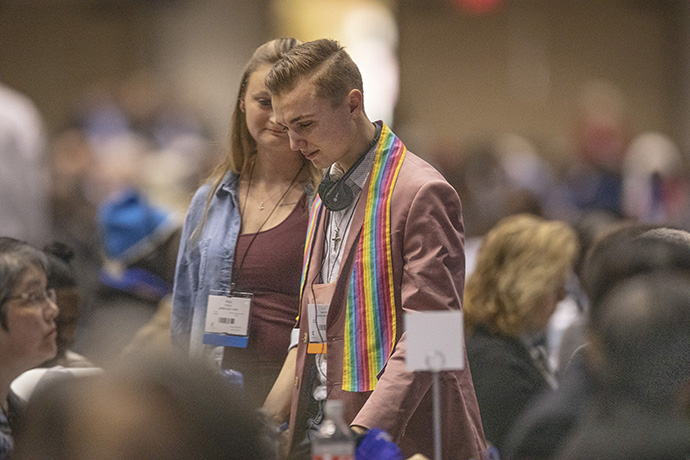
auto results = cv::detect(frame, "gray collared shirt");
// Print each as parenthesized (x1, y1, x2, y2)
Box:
(322, 122, 381, 283)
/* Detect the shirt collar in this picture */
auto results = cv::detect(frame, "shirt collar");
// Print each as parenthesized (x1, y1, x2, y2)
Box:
(328, 121, 382, 193)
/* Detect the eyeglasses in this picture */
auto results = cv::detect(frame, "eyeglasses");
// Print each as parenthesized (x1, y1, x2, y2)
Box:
(2, 288, 57, 308)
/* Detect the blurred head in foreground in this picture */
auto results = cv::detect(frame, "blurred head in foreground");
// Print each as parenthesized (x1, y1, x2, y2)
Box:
(13, 354, 276, 460)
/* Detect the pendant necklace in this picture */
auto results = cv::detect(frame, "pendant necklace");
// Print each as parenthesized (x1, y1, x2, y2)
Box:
(245, 159, 296, 211)
(326, 195, 360, 282)
(257, 188, 282, 211)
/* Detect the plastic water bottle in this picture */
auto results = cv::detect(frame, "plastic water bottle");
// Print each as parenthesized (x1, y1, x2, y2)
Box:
(312, 400, 355, 460)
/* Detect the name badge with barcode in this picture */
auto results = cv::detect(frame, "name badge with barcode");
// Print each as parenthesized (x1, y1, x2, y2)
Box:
(307, 303, 329, 354)
(202, 292, 252, 348)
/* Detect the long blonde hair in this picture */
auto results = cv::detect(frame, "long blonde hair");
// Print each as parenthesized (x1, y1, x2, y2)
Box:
(464, 214, 579, 337)
(193, 38, 320, 241)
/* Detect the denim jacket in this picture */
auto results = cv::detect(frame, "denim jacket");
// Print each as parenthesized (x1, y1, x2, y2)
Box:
(171, 170, 315, 362)
(171, 171, 241, 361)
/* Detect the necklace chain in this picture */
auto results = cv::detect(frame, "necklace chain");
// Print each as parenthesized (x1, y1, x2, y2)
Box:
(244, 159, 301, 211)
(233, 161, 305, 290)
(255, 186, 284, 211)
(326, 197, 359, 282)
(331, 207, 353, 251)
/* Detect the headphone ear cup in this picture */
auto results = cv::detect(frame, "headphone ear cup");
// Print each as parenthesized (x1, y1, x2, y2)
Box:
(319, 178, 354, 211)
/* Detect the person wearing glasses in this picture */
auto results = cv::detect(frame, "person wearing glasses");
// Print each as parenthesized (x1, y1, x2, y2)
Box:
(0, 237, 59, 460)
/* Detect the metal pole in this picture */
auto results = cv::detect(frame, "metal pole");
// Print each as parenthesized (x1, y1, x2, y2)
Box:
(432, 369, 442, 460)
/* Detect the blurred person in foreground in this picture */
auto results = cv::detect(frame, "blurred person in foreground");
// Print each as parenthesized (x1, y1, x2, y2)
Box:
(0, 237, 59, 459)
(171, 37, 321, 408)
(504, 225, 690, 460)
(555, 271, 690, 460)
(463, 214, 579, 454)
(12, 353, 276, 460)
(262, 38, 486, 460)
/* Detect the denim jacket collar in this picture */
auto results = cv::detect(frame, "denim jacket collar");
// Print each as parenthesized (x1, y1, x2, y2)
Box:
(216, 171, 240, 200)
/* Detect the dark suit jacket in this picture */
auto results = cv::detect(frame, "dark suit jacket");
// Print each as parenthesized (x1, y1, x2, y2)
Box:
(466, 325, 550, 454)
(502, 345, 594, 460)
(288, 150, 486, 460)
(555, 399, 690, 460)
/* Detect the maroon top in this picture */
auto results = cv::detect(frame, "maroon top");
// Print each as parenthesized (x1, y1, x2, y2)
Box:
(222, 194, 308, 406)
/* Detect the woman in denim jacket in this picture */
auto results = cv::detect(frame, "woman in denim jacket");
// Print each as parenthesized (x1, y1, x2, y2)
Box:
(171, 38, 319, 407)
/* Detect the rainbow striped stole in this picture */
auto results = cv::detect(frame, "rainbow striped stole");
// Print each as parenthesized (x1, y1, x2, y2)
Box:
(297, 123, 407, 392)
(344, 123, 406, 392)
(298, 193, 323, 304)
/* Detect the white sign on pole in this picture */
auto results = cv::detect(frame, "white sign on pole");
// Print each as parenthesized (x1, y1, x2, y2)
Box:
(405, 310, 465, 371)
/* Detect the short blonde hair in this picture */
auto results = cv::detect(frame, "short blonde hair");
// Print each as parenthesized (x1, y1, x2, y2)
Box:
(464, 214, 579, 337)
(265, 38, 363, 108)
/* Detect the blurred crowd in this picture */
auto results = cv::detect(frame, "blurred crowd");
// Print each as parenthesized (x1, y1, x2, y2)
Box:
(2, 68, 690, 460)
(1, 71, 217, 364)
(5, 72, 690, 363)
(435, 79, 690, 241)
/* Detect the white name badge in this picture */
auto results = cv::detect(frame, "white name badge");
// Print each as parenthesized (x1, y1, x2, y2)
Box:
(203, 292, 252, 348)
(307, 303, 329, 354)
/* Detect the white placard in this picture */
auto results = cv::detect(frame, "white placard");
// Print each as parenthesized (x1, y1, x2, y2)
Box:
(405, 310, 465, 371)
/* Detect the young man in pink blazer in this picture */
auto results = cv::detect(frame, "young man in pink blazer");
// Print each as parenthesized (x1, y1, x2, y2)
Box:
(263, 38, 487, 460)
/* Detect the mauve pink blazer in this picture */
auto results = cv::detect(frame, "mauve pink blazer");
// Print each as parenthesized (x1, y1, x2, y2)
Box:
(288, 151, 487, 460)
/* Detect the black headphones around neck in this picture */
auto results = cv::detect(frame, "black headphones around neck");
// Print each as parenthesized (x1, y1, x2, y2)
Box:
(319, 124, 382, 211)
(318, 152, 367, 211)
